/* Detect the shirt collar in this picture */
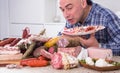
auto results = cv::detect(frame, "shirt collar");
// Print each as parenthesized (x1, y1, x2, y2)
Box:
(84, 3, 97, 24)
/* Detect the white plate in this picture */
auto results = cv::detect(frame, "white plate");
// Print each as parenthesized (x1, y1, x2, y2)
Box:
(62, 25, 105, 36)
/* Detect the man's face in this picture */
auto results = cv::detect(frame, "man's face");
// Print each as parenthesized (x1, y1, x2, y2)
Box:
(59, 0, 85, 25)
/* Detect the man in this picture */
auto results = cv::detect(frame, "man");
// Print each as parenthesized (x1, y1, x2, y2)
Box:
(58, 0, 120, 56)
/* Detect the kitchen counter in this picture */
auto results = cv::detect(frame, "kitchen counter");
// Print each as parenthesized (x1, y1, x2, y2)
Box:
(0, 56, 120, 73)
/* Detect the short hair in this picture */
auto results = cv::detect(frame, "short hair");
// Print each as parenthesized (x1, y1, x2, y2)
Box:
(87, 0, 92, 5)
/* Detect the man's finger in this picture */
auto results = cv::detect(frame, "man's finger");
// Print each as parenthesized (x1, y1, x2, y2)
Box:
(90, 33, 95, 37)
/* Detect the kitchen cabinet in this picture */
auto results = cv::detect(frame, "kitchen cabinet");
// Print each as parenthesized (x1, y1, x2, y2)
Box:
(0, 0, 9, 39)
(9, 0, 56, 23)
(8, 0, 65, 38)
(9, 23, 65, 38)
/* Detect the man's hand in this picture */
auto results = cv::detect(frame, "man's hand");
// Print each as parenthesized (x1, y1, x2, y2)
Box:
(79, 33, 99, 48)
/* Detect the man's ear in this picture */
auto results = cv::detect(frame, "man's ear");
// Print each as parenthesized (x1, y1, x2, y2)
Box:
(80, 0, 87, 8)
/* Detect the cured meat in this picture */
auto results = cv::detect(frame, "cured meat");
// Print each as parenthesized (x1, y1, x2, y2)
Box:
(0, 46, 20, 55)
(40, 49, 53, 59)
(57, 38, 80, 47)
(62, 25, 105, 36)
(0, 38, 16, 46)
(10, 38, 21, 46)
(58, 46, 82, 57)
(22, 27, 30, 39)
(0, 53, 23, 60)
(51, 52, 63, 69)
(87, 47, 113, 60)
(51, 52, 79, 69)
(33, 46, 47, 57)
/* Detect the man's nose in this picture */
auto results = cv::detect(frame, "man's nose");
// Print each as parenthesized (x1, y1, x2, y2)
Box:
(63, 11, 69, 19)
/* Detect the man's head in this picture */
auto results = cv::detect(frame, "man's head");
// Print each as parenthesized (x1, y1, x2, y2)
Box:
(59, 0, 92, 25)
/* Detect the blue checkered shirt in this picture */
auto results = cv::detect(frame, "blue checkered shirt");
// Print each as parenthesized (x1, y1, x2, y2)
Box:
(58, 3, 120, 56)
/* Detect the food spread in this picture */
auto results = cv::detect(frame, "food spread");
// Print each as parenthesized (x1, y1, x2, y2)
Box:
(0, 27, 120, 71)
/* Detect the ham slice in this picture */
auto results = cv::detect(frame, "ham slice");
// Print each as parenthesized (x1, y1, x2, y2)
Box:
(51, 52, 63, 69)
(51, 52, 79, 69)
(0, 46, 20, 55)
(0, 45, 23, 61)
(87, 47, 113, 60)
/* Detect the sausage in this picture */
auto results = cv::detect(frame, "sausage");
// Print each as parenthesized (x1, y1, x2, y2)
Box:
(22, 27, 30, 39)
(10, 38, 21, 46)
(0, 38, 16, 46)
(22, 42, 36, 59)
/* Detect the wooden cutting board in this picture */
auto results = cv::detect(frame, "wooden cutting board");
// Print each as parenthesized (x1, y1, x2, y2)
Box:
(0, 60, 21, 67)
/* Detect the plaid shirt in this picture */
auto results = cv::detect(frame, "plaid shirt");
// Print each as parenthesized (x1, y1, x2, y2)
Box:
(58, 3, 120, 56)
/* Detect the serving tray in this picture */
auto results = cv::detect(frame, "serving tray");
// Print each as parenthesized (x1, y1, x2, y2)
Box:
(62, 25, 105, 36)
(79, 61, 120, 71)
(0, 60, 20, 67)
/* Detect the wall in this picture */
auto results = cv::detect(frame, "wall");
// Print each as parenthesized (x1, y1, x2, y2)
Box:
(0, 0, 120, 39)
(93, 0, 120, 13)
(0, 0, 9, 39)
(56, 0, 120, 23)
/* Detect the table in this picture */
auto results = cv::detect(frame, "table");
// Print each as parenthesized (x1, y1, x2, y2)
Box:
(0, 56, 120, 73)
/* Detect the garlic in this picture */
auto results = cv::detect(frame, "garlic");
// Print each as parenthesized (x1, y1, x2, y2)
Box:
(85, 57, 94, 65)
(95, 59, 108, 67)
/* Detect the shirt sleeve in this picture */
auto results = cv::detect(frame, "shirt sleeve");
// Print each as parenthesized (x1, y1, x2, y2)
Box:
(100, 14, 120, 56)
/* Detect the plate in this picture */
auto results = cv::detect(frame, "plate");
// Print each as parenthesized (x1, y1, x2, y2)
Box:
(62, 25, 105, 36)
(79, 61, 120, 71)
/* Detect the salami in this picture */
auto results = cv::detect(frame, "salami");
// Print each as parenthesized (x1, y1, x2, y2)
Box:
(0, 38, 16, 46)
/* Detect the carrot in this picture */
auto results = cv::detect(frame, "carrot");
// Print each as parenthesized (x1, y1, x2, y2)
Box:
(20, 58, 49, 67)
(20, 58, 37, 66)
(26, 59, 48, 67)
(38, 56, 47, 60)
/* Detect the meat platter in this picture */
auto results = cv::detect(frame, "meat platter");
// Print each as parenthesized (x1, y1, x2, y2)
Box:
(62, 25, 105, 36)
(79, 60, 120, 71)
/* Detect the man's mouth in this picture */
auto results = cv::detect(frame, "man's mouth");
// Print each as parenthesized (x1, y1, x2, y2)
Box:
(68, 19, 74, 23)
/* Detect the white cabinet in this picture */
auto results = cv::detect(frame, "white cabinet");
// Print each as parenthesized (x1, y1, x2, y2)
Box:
(9, 0, 56, 23)
(0, 0, 65, 39)
(44, 23, 64, 37)
(9, 23, 65, 38)
(0, 0, 9, 39)
(9, 24, 45, 38)
(8, 0, 63, 37)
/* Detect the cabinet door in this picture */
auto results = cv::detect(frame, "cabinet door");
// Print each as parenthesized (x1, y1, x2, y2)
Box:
(9, 0, 45, 23)
(9, 24, 44, 37)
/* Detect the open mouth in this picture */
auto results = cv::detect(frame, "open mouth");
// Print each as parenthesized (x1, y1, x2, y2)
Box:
(68, 19, 74, 23)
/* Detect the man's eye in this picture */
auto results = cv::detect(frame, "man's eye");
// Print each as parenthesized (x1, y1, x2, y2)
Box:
(60, 9, 64, 12)
(67, 6, 72, 10)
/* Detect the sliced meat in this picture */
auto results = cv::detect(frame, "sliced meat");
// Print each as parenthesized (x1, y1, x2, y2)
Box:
(57, 38, 80, 48)
(87, 47, 113, 60)
(51, 52, 79, 69)
(51, 52, 63, 69)
(10, 38, 21, 46)
(33, 46, 46, 57)
(0, 53, 23, 61)
(0, 46, 20, 55)
(40, 49, 53, 59)
(58, 46, 82, 57)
